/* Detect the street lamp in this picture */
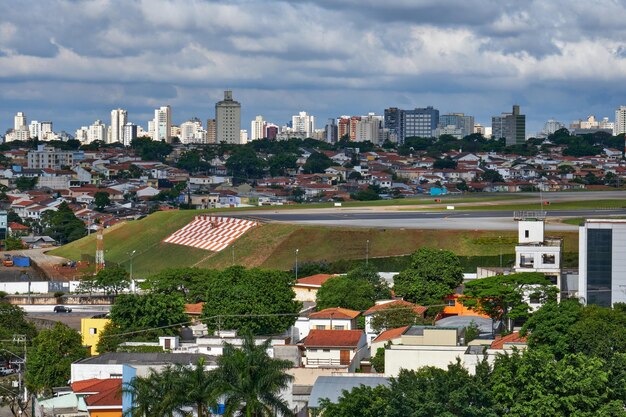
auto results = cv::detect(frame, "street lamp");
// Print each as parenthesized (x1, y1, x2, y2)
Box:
(366, 240, 370, 266)
(231, 244, 235, 266)
(295, 249, 299, 279)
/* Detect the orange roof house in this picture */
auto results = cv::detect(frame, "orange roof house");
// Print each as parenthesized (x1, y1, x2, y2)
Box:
(72, 378, 122, 417)
(293, 274, 337, 303)
(443, 294, 490, 319)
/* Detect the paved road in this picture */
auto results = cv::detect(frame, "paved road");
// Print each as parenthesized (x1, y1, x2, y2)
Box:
(237, 208, 626, 230)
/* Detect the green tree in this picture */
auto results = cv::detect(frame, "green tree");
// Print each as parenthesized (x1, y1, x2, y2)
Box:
(370, 347, 386, 374)
(4, 236, 23, 250)
(97, 293, 187, 352)
(433, 157, 457, 169)
(225, 147, 266, 182)
(176, 150, 210, 173)
(267, 153, 297, 176)
(25, 323, 88, 395)
(179, 357, 218, 417)
(393, 248, 463, 305)
(124, 364, 186, 417)
(461, 272, 557, 332)
(370, 304, 425, 333)
(215, 333, 294, 417)
(478, 169, 504, 183)
(316, 275, 376, 311)
(14, 177, 37, 191)
(94, 266, 131, 295)
(302, 152, 333, 174)
(40, 201, 86, 244)
(131, 137, 173, 161)
(141, 267, 218, 303)
(350, 187, 381, 201)
(93, 191, 111, 211)
(202, 267, 301, 335)
(319, 383, 390, 417)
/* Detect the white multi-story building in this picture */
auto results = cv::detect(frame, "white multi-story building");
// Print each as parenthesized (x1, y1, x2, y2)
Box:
(40, 121, 53, 140)
(88, 120, 107, 143)
(292, 111, 315, 138)
(27, 144, 74, 169)
(110, 108, 128, 144)
(240, 130, 248, 144)
(75, 126, 89, 142)
(14, 112, 26, 130)
(216, 91, 241, 144)
(179, 119, 206, 144)
(542, 119, 564, 135)
(614, 107, 626, 135)
(123, 123, 138, 144)
(355, 113, 383, 143)
(29, 121, 41, 139)
(153, 106, 172, 142)
(250, 115, 265, 141)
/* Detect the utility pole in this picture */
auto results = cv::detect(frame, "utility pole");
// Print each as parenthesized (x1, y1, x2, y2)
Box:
(128, 250, 136, 292)
(231, 245, 235, 266)
(295, 249, 299, 280)
(366, 240, 369, 266)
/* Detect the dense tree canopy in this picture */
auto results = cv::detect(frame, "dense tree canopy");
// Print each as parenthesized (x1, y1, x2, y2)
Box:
(141, 267, 218, 303)
(25, 323, 88, 395)
(393, 248, 463, 305)
(225, 147, 266, 182)
(202, 266, 301, 335)
(316, 267, 390, 311)
(302, 151, 333, 174)
(40, 201, 86, 244)
(93, 191, 111, 211)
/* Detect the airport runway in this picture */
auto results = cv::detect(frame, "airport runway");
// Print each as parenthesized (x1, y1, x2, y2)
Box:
(238, 208, 626, 230)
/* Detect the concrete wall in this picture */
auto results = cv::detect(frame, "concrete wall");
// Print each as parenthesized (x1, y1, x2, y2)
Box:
(384, 345, 469, 376)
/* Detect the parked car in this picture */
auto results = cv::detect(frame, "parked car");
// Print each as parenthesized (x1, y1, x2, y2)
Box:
(0, 367, 15, 376)
(53, 305, 72, 313)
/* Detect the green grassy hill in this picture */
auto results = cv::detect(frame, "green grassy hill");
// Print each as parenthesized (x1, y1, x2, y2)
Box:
(50, 209, 579, 277)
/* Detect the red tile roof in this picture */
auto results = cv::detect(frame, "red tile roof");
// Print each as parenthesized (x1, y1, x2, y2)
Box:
(304, 329, 363, 348)
(85, 385, 122, 408)
(295, 274, 335, 287)
(185, 302, 204, 315)
(309, 307, 360, 320)
(372, 326, 410, 343)
(490, 332, 527, 349)
(72, 378, 121, 394)
(363, 300, 428, 317)
(8, 222, 28, 230)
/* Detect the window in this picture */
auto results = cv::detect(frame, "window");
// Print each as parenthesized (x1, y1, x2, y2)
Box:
(525, 230, 529, 238)
(89, 328, 97, 335)
(315, 325, 326, 330)
(542, 254, 555, 264)
(520, 254, 534, 268)
(323, 349, 331, 352)
(446, 299, 456, 307)
(333, 325, 345, 330)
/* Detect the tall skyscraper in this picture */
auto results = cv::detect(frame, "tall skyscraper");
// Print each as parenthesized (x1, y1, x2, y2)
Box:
(153, 106, 172, 143)
(403, 106, 439, 140)
(250, 115, 265, 141)
(110, 108, 128, 144)
(292, 111, 315, 138)
(438, 113, 475, 138)
(88, 120, 107, 143)
(215, 91, 241, 144)
(337, 116, 350, 140)
(384, 108, 403, 143)
(14, 112, 26, 130)
(123, 123, 138, 144)
(265, 123, 278, 140)
(492, 105, 525, 146)
(206, 118, 217, 144)
(325, 118, 338, 143)
(614, 106, 626, 136)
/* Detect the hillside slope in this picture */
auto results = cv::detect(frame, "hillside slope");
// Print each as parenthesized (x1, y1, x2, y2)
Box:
(49, 209, 579, 277)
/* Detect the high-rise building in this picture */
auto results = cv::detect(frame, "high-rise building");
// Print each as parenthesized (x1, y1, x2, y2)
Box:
(75, 126, 89, 142)
(153, 106, 172, 143)
(438, 113, 474, 138)
(180, 118, 206, 144)
(206, 119, 217, 144)
(265, 123, 278, 140)
(355, 113, 383, 143)
(88, 120, 107, 143)
(542, 119, 564, 136)
(324, 119, 338, 143)
(27, 144, 74, 169)
(110, 108, 128, 144)
(292, 111, 315, 138)
(29, 121, 41, 140)
(384, 108, 403, 143)
(123, 123, 138, 144)
(250, 115, 265, 141)
(578, 219, 626, 307)
(403, 106, 439, 139)
(215, 90, 241, 144)
(337, 116, 350, 140)
(14, 112, 26, 130)
(614, 106, 626, 136)
(492, 105, 525, 146)
(240, 130, 248, 144)
(40, 121, 53, 140)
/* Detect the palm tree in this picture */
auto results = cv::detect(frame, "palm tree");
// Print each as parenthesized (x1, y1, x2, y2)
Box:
(214, 332, 295, 417)
(123, 365, 185, 417)
(179, 357, 218, 417)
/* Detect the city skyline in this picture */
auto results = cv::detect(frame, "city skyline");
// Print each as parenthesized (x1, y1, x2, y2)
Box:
(3, 1, 626, 133)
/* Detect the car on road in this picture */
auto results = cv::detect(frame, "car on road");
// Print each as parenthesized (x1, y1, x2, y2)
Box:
(0, 367, 15, 376)
(53, 305, 72, 313)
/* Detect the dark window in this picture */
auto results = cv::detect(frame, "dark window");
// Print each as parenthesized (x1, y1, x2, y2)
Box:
(587, 229, 612, 307)
(542, 254, 556, 264)
(525, 230, 529, 238)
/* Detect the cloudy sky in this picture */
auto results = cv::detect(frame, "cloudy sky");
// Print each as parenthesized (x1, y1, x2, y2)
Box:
(2, 0, 626, 136)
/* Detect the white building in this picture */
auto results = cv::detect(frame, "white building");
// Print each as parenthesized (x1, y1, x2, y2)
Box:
(110, 108, 128, 144)
(39, 121, 53, 140)
(292, 111, 315, 138)
(215, 90, 241, 144)
(615, 107, 626, 135)
(250, 115, 265, 141)
(153, 105, 172, 143)
(355, 113, 383, 143)
(14, 112, 26, 130)
(542, 119, 564, 135)
(179, 119, 206, 144)
(75, 126, 89, 142)
(578, 219, 626, 307)
(87, 120, 107, 143)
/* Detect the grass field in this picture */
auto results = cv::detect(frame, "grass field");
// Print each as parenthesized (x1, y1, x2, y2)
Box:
(49, 209, 579, 277)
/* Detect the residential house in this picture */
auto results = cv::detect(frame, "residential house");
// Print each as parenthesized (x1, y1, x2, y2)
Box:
(293, 274, 336, 302)
(302, 329, 368, 372)
(308, 308, 360, 331)
(363, 300, 427, 345)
